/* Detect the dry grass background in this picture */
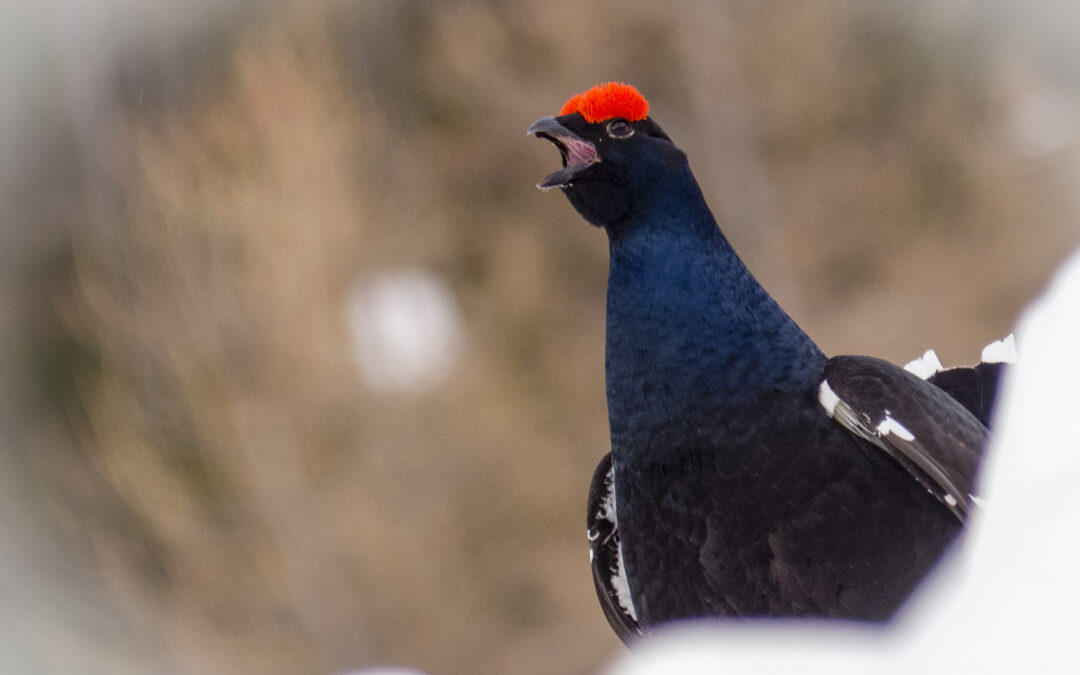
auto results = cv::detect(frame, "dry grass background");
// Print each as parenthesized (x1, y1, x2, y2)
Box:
(2, 1, 1079, 674)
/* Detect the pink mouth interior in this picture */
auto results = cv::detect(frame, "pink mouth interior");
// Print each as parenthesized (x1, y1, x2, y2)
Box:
(562, 135, 598, 167)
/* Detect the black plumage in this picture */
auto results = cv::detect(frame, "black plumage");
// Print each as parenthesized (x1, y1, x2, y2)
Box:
(926, 361, 1007, 427)
(529, 84, 1006, 645)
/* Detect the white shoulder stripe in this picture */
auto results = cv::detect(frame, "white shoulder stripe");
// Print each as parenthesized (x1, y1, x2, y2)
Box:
(818, 379, 841, 417)
(821, 380, 917, 444)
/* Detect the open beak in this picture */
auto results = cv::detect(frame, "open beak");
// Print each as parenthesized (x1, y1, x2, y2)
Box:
(527, 117, 600, 190)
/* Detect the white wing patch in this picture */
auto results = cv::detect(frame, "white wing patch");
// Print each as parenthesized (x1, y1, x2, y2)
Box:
(819, 372, 970, 521)
(595, 462, 638, 622)
(589, 488, 615, 541)
(876, 414, 916, 441)
(904, 349, 945, 379)
(821, 382, 916, 443)
(981, 334, 1018, 364)
(612, 544, 637, 622)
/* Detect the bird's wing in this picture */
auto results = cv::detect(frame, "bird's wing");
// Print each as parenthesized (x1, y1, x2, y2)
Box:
(903, 335, 1016, 428)
(587, 453, 642, 646)
(819, 355, 988, 522)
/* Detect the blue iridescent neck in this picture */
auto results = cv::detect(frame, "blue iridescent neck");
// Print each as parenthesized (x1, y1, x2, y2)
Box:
(603, 172, 824, 458)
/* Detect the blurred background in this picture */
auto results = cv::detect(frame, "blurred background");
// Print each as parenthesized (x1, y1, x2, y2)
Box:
(1, 1, 1078, 673)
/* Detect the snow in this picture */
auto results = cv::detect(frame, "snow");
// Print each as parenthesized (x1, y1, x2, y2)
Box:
(1004, 87, 1077, 158)
(607, 248, 1080, 675)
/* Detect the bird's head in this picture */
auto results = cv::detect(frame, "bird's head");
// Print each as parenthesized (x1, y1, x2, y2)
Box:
(529, 83, 689, 232)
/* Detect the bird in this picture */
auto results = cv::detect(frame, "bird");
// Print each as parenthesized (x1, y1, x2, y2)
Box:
(527, 82, 1012, 645)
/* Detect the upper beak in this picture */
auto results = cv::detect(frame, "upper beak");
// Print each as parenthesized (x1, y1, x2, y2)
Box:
(527, 117, 600, 190)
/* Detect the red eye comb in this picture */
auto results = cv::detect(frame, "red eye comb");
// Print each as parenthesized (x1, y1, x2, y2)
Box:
(559, 82, 649, 123)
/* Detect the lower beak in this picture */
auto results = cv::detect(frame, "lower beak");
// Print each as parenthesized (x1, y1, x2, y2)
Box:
(527, 117, 600, 190)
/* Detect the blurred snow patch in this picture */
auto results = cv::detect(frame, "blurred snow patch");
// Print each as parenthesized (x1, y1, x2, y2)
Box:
(608, 247, 1080, 674)
(1004, 87, 1076, 157)
(346, 269, 464, 393)
(608, 620, 901, 675)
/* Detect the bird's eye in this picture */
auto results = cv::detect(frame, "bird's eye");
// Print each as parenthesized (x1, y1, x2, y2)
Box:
(606, 119, 634, 139)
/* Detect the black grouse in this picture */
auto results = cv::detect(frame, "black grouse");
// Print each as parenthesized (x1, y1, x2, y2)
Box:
(528, 82, 1009, 645)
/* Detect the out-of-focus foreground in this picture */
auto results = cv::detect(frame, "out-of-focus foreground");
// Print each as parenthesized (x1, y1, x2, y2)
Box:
(1, 2, 1077, 674)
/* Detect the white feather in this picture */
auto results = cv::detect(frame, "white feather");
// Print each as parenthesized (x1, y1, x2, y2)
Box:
(904, 349, 944, 379)
(601, 462, 638, 622)
(612, 542, 638, 622)
(817, 379, 841, 417)
(876, 415, 915, 441)
(981, 334, 1018, 364)
(609, 462, 630, 622)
